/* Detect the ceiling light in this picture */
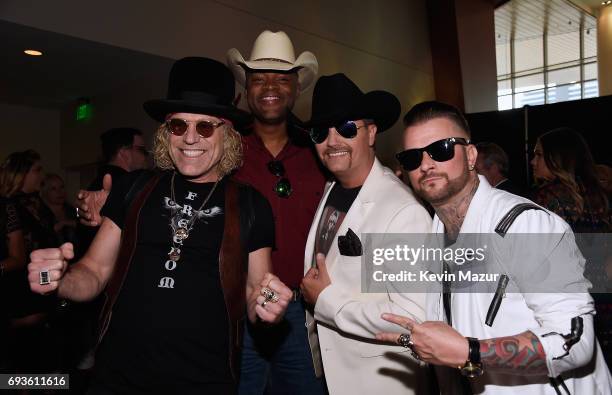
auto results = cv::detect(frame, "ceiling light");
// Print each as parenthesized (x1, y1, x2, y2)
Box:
(24, 49, 42, 56)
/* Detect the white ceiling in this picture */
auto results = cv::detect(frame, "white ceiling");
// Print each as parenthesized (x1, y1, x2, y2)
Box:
(495, 0, 598, 44)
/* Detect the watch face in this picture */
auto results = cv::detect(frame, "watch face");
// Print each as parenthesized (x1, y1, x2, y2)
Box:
(461, 361, 484, 378)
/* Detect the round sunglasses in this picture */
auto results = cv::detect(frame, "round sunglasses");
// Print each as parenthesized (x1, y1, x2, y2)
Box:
(309, 121, 369, 144)
(166, 118, 225, 138)
(396, 137, 470, 171)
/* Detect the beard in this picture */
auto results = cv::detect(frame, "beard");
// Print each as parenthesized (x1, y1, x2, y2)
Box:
(414, 166, 471, 206)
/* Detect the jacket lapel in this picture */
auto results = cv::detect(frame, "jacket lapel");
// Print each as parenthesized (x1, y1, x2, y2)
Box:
(304, 181, 335, 273)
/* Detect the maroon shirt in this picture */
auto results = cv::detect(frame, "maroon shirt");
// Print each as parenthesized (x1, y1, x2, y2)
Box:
(234, 130, 326, 288)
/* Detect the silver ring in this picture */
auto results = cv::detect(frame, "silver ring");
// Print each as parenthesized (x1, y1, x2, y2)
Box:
(39, 270, 51, 286)
(75, 207, 80, 218)
(410, 350, 421, 361)
(261, 287, 278, 302)
(261, 300, 268, 308)
(397, 333, 411, 348)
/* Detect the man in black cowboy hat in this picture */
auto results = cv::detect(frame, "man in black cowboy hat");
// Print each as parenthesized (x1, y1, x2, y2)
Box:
(27, 57, 292, 394)
(227, 31, 327, 394)
(299, 73, 432, 395)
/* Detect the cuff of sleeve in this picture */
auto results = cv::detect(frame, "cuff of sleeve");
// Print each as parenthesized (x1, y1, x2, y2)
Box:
(314, 284, 349, 326)
(529, 326, 567, 378)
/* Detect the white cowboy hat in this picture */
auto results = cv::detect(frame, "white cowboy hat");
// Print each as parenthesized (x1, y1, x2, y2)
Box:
(227, 30, 318, 91)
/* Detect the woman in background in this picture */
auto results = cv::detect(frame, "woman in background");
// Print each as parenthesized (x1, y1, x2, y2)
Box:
(0, 149, 59, 373)
(0, 195, 26, 371)
(531, 127, 610, 232)
(41, 173, 77, 245)
(531, 127, 612, 366)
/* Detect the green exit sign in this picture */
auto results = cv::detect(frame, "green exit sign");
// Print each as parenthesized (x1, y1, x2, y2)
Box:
(76, 102, 92, 121)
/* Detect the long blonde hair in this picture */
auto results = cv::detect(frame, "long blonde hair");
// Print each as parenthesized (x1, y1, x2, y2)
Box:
(0, 149, 41, 197)
(152, 122, 242, 177)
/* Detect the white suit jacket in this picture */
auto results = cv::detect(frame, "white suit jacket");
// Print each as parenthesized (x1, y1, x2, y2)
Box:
(429, 176, 612, 394)
(304, 158, 433, 395)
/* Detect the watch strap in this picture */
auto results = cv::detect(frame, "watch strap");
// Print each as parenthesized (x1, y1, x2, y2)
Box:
(467, 337, 481, 364)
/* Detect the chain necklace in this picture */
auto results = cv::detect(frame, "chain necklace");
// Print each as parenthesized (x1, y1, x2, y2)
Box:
(168, 172, 221, 262)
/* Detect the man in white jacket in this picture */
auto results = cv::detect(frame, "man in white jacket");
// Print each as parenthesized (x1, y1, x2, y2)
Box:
(299, 74, 433, 395)
(377, 100, 611, 394)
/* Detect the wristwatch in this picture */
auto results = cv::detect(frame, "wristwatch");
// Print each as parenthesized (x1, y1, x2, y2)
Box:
(459, 337, 484, 378)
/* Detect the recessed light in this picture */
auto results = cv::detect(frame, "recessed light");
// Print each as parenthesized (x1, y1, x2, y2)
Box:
(24, 49, 43, 56)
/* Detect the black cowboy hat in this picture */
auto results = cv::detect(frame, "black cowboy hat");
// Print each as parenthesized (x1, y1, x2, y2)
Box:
(143, 57, 251, 129)
(304, 73, 400, 133)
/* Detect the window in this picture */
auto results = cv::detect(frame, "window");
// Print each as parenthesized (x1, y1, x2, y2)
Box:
(495, 0, 598, 110)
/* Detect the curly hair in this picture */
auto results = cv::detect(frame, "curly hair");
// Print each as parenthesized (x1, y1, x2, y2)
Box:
(152, 122, 243, 178)
(0, 149, 41, 197)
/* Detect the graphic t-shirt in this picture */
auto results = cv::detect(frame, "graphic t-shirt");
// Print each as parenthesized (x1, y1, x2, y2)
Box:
(314, 183, 361, 261)
(96, 171, 274, 394)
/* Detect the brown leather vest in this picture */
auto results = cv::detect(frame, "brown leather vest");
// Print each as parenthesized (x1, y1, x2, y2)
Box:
(97, 173, 247, 378)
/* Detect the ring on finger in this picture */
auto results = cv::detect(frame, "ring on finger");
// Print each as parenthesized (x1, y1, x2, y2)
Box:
(261, 300, 268, 308)
(39, 270, 51, 286)
(410, 350, 421, 361)
(397, 333, 412, 349)
(261, 287, 277, 302)
(75, 207, 80, 219)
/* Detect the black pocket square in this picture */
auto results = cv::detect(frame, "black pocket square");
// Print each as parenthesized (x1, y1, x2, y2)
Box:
(338, 228, 362, 256)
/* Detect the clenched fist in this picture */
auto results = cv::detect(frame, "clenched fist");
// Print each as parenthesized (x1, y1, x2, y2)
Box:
(253, 273, 292, 324)
(28, 242, 73, 295)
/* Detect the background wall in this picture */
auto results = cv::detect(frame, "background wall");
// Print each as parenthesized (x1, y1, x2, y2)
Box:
(0, 0, 436, 175)
(0, 102, 63, 178)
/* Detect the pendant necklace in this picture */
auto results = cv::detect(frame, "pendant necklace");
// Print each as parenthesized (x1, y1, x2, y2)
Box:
(168, 171, 221, 262)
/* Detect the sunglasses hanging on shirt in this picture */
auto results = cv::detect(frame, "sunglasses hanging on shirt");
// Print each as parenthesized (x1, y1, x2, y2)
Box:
(268, 160, 292, 198)
(396, 137, 470, 171)
(309, 120, 369, 144)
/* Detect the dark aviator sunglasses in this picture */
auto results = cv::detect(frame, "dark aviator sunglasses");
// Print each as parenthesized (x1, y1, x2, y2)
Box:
(309, 121, 369, 144)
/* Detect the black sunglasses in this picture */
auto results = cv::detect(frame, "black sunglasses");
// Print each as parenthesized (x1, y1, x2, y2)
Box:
(309, 121, 369, 144)
(396, 137, 470, 171)
(166, 118, 225, 138)
(268, 161, 292, 198)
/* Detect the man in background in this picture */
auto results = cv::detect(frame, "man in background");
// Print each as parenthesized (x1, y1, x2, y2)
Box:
(474, 141, 524, 196)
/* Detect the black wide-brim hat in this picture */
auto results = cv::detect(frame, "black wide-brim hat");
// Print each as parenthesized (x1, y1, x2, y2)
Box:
(143, 57, 252, 129)
(304, 73, 400, 133)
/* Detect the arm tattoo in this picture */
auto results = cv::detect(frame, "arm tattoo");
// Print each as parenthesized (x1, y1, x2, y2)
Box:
(480, 331, 548, 375)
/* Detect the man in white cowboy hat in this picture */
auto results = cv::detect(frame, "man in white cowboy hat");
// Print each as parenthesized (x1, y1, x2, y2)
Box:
(227, 30, 328, 395)
(27, 57, 293, 394)
(299, 73, 433, 395)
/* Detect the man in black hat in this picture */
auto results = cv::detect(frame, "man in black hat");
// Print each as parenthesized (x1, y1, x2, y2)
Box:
(27, 57, 292, 394)
(299, 73, 432, 395)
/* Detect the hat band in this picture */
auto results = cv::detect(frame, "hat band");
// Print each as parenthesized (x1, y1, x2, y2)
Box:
(176, 90, 228, 105)
(252, 57, 294, 65)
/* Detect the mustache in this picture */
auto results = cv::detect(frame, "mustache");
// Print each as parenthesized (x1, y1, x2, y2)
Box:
(418, 172, 448, 184)
(324, 146, 352, 156)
